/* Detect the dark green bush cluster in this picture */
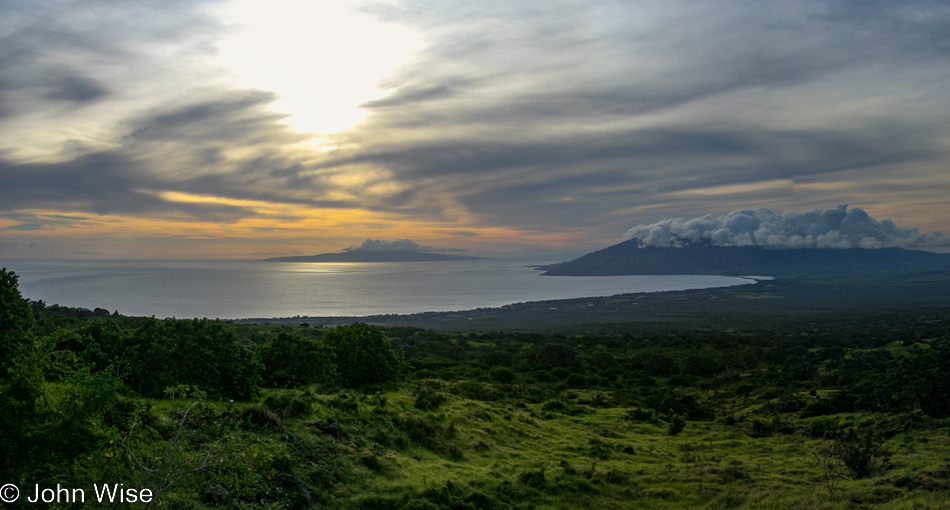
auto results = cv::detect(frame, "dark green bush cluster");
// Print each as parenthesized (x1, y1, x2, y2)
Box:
(324, 322, 406, 387)
(0, 269, 121, 481)
(42, 318, 405, 401)
(260, 332, 338, 388)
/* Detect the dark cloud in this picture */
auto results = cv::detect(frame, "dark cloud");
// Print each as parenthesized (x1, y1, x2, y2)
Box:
(0, 151, 252, 220)
(0, 0, 221, 120)
(42, 72, 109, 103)
(324, 0, 950, 238)
(124, 91, 288, 143)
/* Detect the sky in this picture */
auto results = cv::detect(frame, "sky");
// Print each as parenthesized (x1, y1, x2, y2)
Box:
(1, 0, 949, 259)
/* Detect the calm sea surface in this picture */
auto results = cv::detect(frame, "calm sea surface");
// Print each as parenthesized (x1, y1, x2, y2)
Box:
(1, 259, 754, 319)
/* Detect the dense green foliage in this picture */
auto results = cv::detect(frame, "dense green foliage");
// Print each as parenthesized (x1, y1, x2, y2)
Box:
(260, 332, 339, 388)
(131, 318, 262, 400)
(0, 270, 119, 482)
(324, 322, 406, 387)
(0, 268, 34, 374)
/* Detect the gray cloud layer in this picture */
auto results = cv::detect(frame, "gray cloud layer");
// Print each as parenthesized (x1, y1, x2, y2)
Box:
(313, 0, 950, 236)
(625, 205, 949, 249)
(2, 0, 950, 249)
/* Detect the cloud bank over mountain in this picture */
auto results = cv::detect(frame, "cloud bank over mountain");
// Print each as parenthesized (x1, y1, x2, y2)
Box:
(624, 205, 949, 249)
(343, 238, 465, 252)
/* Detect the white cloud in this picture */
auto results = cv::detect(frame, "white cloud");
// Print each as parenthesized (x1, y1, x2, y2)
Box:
(624, 205, 949, 249)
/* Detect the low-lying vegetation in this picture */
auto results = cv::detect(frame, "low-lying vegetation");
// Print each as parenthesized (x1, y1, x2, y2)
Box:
(2, 267, 949, 508)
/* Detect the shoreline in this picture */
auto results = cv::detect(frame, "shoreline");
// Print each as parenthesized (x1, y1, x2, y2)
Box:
(229, 271, 950, 332)
(229, 281, 773, 331)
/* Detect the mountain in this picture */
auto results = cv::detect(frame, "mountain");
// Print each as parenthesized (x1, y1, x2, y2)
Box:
(541, 238, 950, 276)
(264, 251, 485, 263)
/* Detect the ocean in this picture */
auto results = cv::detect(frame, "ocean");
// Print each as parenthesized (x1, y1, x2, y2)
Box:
(1, 258, 755, 319)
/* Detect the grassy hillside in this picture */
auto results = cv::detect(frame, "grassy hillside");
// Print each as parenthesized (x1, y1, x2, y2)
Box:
(2, 268, 949, 509)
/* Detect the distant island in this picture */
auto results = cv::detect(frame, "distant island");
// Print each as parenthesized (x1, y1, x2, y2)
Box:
(542, 238, 950, 276)
(264, 251, 485, 263)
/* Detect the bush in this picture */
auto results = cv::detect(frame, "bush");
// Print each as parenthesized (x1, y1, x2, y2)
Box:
(533, 344, 581, 370)
(565, 373, 588, 388)
(887, 337, 950, 418)
(324, 323, 405, 387)
(630, 352, 679, 377)
(261, 333, 339, 388)
(621, 370, 656, 388)
(414, 388, 447, 410)
(830, 431, 889, 479)
(0, 270, 122, 480)
(735, 382, 756, 395)
(0, 268, 34, 375)
(264, 389, 316, 418)
(45, 320, 135, 377)
(490, 367, 517, 384)
(644, 387, 713, 420)
(668, 374, 699, 387)
(683, 355, 724, 377)
(127, 318, 262, 400)
(667, 413, 686, 436)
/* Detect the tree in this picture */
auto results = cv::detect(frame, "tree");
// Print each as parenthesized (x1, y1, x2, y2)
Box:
(490, 367, 517, 384)
(0, 268, 34, 376)
(532, 344, 581, 370)
(129, 318, 262, 401)
(261, 333, 339, 388)
(630, 352, 680, 377)
(0, 269, 119, 480)
(889, 337, 950, 418)
(323, 323, 404, 387)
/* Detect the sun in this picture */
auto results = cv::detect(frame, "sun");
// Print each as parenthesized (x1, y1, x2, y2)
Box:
(213, 0, 422, 135)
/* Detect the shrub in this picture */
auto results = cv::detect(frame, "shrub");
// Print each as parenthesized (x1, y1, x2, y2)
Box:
(261, 333, 339, 388)
(490, 367, 517, 383)
(565, 373, 588, 388)
(533, 344, 581, 370)
(735, 382, 756, 395)
(630, 352, 679, 377)
(450, 381, 497, 401)
(0, 268, 34, 374)
(644, 387, 713, 420)
(667, 413, 686, 436)
(323, 323, 405, 387)
(783, 357, 818, 381)
(414, 388, 447, 410)
(240, 404, 286, 432)
(830, 431, 889, 479)
(264, 389, 316, 418)
(668, 374, 699, 387)
(683, 355, 724, 377)
(128, 318, 262, 400)
(625, 408, 655, 422)
(621, 370, 656, 388)
(887, 337, 950, 418)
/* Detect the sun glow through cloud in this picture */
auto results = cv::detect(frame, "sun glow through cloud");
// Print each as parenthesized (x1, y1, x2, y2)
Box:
(214, 0, 423, 136)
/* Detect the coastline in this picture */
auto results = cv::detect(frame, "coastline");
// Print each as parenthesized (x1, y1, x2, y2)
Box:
(229, 271, 950, 332)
